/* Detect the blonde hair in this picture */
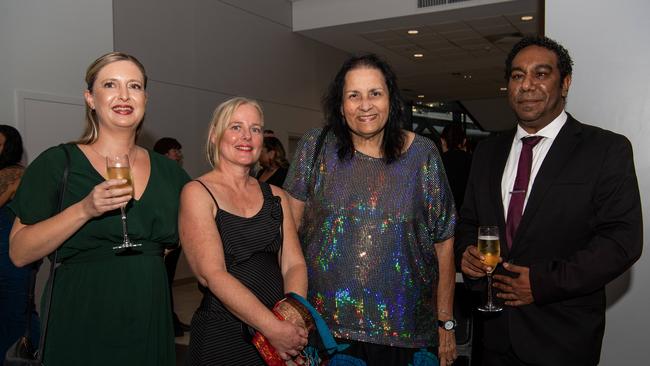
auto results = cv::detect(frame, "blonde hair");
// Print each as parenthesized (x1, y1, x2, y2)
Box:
(206, 97, 264, 167)
(79, 52, 148, 144)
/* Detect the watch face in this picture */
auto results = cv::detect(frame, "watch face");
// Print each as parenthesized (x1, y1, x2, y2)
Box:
(439, 319, 456, 330)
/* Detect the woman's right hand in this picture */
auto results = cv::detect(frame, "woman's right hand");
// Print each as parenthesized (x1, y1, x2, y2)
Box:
(263, 318, 309, 361)
(80, 179, 133, 218)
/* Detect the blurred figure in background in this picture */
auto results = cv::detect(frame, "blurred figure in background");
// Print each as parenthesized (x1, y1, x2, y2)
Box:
(0, 125, 37, 356)
(256, 136, 289, 187)
(440, 123, 472, 211)
(154, 137, 183, 165)
(153, 136, 190, 337)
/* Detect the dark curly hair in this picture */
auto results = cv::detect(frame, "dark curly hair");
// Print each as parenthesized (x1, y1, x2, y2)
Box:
(505, 36, 573, 82)
(0, 125, 24, 170)
(322, 54, 405, 164)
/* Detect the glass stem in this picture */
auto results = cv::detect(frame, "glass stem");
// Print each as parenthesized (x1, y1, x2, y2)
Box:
(120, 206, 130, 244)
(486, 273, 494, 306)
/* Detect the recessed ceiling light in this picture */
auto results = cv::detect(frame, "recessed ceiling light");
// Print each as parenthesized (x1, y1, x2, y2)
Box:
(500, 87, 508, 91)
(417, 95, 425, 98)
(407, 30, 419, 35)
(413, 53, 424, 58)
(521, 15, 534, 21)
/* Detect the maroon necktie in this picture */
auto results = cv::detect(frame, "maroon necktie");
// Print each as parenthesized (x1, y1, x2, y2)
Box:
(505, 136, 543, 248)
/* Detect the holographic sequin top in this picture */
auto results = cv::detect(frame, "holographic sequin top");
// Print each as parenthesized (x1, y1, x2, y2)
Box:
(284, 128, 456, 348)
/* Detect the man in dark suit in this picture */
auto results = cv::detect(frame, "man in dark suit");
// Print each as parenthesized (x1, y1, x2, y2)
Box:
(455, 36, 642, 366)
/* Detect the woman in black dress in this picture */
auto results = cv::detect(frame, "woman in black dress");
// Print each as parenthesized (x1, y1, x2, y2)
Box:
(180, 97, 308, 365)
(256, 136, 289, 187)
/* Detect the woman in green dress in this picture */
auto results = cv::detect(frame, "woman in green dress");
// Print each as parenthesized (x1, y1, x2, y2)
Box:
(8, 52, 189, 366)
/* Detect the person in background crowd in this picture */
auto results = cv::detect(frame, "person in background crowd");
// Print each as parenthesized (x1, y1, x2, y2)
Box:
(440, 123, 472, 211)
(154, 137, 183, 165)
(8, 52, 189, 365)
(180, 97, 308, 365)
(256, 136, 289, 187)
(153, 136, 190, 337)
(0, 125, 37, 356)
(284, 54, 458, 366)
(456, 36, 642, 366)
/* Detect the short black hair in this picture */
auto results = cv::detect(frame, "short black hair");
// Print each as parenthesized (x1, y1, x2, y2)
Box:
(322, 53, 405, 164)
(505, 36, 574, 82)
(153, 137, 181, 155)
(0, 125, 24, 169)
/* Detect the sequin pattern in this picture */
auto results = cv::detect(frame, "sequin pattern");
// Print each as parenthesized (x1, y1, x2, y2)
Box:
(284, 128, 456, 348)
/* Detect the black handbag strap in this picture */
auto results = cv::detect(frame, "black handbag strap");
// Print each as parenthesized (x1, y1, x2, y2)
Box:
(34, 143, 71, 363)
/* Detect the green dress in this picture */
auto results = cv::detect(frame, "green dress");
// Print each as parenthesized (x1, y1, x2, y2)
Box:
(9, 144, 190, 366)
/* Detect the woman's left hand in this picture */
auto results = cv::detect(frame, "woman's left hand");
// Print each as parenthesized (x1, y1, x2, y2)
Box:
(438, 329, 457, 365)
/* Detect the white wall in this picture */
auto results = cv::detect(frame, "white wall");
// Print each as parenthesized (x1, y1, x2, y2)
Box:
(0, 0, 113, 302)
(112, 0, 349, 278)
(546, 1, 650, 365)
(112, 0, 348, 179)
(0, 0, 113, 158)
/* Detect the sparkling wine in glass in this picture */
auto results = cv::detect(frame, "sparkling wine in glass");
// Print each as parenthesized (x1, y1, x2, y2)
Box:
(477, 226, 503, 312)
(106, 154, 141, 251)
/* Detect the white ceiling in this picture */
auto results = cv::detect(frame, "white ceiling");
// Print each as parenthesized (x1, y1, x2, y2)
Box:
(294, 0, 540, 104)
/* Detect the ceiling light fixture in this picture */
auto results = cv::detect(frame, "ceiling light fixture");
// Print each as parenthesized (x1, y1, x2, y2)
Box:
(417, 95, 425, 98)
(413, 53, 424, 58)
(500, 87, 507, 91)
(521, 15, 534, 21)
(407, 30, 419, 35)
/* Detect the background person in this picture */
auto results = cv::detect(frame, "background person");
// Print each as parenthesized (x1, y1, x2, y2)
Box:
(154, 137, 183, 165)
(180, 97, 308, 365)
(256, 136, 289, 187)
(440, 123, 472, 211)
(153, 136, 190, 337)
(8, 52, 189, 365)
(455, 36, 643, 366)
(0, 125, 37, 356)
(284, 54, 458, 366)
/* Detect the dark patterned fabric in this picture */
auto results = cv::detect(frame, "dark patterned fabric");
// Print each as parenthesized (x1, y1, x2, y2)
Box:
(188, 181, 284, 365)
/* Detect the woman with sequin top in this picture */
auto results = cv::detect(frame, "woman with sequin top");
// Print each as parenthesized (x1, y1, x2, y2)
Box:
(284, 54, 458, 366)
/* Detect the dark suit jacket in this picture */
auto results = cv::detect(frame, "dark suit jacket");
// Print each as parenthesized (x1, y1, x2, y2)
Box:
(455, 115, 643, 366)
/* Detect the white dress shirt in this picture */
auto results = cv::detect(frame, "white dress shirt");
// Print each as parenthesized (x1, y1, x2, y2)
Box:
(501, 111, 568, 220)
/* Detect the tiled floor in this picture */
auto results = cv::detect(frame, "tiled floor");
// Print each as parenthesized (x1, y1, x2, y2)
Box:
(172, 280, 202, 365)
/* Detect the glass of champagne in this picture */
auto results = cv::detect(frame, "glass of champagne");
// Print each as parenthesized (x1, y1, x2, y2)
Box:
(106, 154, 141, 251)
(477, 225, 502, 312)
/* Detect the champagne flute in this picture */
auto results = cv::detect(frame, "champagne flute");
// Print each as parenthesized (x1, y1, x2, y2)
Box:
(477, 226, 502, 312)
(106, 154, 141, 251)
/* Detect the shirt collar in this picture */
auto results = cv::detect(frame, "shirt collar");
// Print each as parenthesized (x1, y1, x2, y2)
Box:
(515, 110, 567, 141)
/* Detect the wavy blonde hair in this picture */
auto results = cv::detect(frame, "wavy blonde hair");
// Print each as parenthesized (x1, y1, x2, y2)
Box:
(206, 97, 264, 168)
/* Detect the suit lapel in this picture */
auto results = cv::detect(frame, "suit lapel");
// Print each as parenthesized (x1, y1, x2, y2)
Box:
(510, 116, 583, 254)
(490, 131, 515, 258)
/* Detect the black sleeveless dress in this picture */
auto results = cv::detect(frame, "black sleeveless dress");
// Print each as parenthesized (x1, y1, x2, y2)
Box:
(188, 181, 285, 365)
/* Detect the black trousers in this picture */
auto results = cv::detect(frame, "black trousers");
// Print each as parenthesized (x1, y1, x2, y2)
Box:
(165, 246, 182, 326)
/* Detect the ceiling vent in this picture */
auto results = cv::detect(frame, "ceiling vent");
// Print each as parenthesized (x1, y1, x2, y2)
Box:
(418, 0, 473, 8)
